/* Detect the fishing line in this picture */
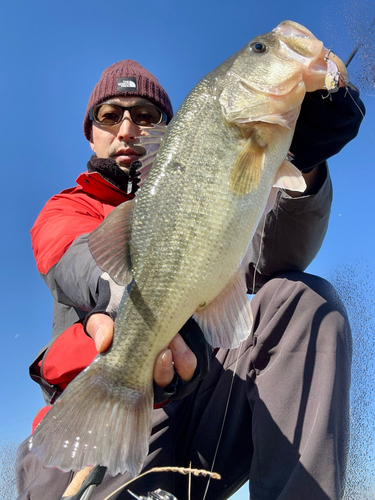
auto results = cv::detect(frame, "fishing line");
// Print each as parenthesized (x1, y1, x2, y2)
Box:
(201, 203, 266, 499)
(202, 340, 244, 500)
(252, 215, 266, 295)
(202, 205, 266, 499)
(344, 82, 375, 148)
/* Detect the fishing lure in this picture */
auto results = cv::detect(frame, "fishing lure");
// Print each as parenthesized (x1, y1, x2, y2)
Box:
(324, 50, 346, 94)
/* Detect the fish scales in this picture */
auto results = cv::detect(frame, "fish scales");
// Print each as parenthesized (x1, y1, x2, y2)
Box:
(29, 20, 348, 478)
(133, 84, 259, 291)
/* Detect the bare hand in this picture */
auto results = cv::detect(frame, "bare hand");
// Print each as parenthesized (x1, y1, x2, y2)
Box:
(86, 313, 197, 389)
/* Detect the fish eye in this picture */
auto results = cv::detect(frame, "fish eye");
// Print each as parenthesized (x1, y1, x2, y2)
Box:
(249, 41, 268, 53)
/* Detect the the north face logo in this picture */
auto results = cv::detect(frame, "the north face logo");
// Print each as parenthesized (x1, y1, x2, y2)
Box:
(117, 77, 137, 92)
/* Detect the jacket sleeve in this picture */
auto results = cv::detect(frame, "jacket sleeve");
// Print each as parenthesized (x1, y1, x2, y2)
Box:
(290, 85, 365, 171)
(31, 191, 107, 312)
(243, 86, 365, 292)
(30, 193, 111, 403)
(43, 233, 102, 311)
(244, 163, 332, 293)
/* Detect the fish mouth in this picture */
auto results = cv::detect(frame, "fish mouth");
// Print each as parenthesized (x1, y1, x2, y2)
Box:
(274, 20, 348, 92)
(306, 49, 348, 92)
(273, 21, 324, 59)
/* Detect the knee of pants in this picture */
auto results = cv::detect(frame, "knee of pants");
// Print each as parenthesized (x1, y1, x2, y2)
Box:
(250, 271, 352, 365)
(253, 270, 349, 319)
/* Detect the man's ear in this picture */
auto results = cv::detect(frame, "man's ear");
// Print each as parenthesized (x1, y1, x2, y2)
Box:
(89, 130, 95, 153)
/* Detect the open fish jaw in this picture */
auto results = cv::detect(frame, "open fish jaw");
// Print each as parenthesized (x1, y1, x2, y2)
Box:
(29, 20, 347, 477)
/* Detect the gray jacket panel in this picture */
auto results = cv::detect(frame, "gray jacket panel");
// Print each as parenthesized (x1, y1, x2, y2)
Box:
(42, 234, 102, 339)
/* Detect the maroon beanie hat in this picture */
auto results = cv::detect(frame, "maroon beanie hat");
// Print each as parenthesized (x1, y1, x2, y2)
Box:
(83, 59, 173, 140)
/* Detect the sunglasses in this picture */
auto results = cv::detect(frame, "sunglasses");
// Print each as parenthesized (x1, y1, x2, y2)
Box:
(89, 102, 167, 127)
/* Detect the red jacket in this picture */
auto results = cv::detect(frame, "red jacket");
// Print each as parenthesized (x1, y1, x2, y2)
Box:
(30, 171, 133, 431)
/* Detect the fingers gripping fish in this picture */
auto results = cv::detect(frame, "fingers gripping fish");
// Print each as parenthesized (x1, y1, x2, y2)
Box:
(29, 21, 348, 478)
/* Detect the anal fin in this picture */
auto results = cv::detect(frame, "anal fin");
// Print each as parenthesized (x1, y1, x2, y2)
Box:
(193, 269, 252, 349)
(273, 159, 306, 192)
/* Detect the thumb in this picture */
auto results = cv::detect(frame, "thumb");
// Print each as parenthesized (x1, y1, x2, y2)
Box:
(86, 313, 114, 352)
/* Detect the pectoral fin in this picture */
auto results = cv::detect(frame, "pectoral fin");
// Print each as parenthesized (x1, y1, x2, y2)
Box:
(193, 269, 252, 349)
(230, 127, 267, 196)
(88, 199, 135, 286)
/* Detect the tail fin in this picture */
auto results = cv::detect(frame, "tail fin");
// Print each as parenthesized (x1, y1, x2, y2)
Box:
(29, 356, 153, 477)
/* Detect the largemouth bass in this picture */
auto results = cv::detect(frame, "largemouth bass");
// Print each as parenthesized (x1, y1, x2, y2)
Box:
(29, 21, 348, 478)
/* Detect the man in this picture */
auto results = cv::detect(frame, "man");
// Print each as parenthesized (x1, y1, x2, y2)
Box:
(17, 58, 364, 499)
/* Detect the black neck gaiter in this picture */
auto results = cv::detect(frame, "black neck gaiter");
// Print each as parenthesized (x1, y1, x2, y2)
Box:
(87, 155, 130, 192)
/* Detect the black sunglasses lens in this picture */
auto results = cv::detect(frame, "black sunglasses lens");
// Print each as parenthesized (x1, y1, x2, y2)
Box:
(93, 104, 123, 125)
(131, 105, 163, 126)
(92, 104, 163, 126)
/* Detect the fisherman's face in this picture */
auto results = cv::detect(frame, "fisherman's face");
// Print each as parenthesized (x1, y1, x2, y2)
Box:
(90, 96, 163, 173)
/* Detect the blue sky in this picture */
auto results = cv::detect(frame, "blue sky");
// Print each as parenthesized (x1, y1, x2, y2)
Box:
(1, 0, 375, 498)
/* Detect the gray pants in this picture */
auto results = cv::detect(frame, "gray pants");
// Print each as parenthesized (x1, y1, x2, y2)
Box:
(17, 272, 352, 500)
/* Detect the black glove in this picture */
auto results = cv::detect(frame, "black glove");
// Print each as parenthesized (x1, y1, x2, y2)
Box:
(290, 85, 365, 172)
(153, 317, 212, 404)
(83, 272, 124, 331)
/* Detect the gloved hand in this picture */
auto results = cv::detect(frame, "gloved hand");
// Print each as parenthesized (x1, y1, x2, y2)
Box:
(83, 272, 124, 351)
(153, 317, 212, 403)
(290, 85, 365, 172)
